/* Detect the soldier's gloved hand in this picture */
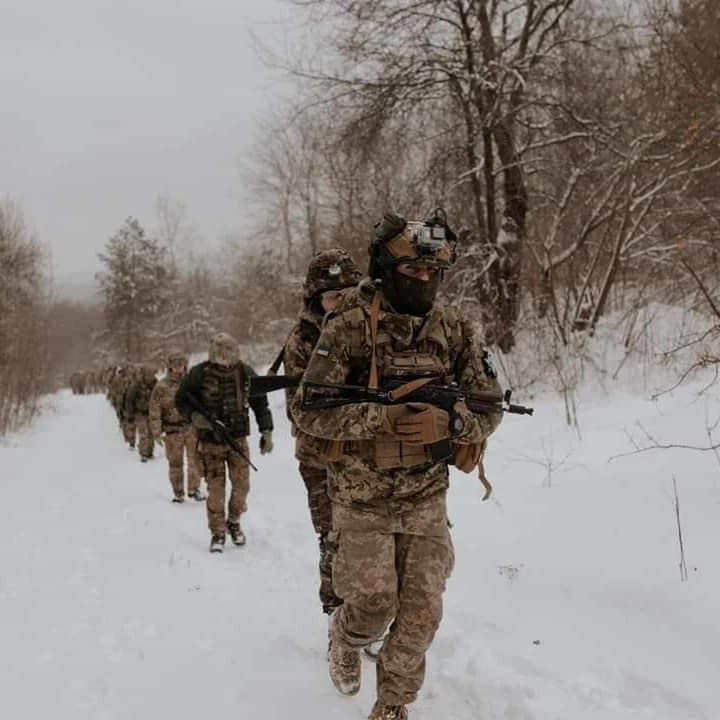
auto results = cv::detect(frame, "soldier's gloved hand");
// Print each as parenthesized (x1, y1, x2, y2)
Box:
(191, 412, 212, 431)
(259, 430, 274, 454)
(393, 402, 450, 445)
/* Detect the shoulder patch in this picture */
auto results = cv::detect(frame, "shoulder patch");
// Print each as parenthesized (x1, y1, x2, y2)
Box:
(316, 343, 331, 357)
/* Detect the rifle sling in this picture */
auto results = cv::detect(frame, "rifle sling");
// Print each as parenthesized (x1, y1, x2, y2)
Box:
(386, 376, 439, 402)
(267, 345, 285, 376)
(368, 292, 382, 391)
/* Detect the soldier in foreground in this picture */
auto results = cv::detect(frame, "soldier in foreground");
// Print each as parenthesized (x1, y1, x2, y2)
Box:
(124, 364, 158, 462)
(292, 211, 503, 720)
(284, 249, 362, 616)
(149, 350, 205, 503)
(176, 333, 274, 553)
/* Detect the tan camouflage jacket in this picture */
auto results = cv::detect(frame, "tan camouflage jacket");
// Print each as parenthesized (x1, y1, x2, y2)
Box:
(149, 375, 189, 438)
(291, 280, 502, 534)
(283, 307, 327, 466)
(109, 373, 129, 413)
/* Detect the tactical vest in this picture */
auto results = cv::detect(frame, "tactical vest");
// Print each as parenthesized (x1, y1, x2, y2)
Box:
(199, 363, 249, 440)
(334, 291, 465, 469)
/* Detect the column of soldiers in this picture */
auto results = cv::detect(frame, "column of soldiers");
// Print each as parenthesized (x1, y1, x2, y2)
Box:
(92, 209, 504, 720)
(69, 369, 105, 394)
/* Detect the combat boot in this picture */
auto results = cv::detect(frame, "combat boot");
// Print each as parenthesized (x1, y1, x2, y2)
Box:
(188, 489, 207, 502)
(209, 535, 225, 553)
(227, 520, 246, 546)
(328, 611, 361, 696)
(368, 702, 408, 720)
(172, 493, 185, 504)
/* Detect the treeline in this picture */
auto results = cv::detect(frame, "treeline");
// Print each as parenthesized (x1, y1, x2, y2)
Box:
(5, 1, 719, 434)
(88, 0, 720, 402)
(0, 201, 48, 434)
(238, 0, 719, 360)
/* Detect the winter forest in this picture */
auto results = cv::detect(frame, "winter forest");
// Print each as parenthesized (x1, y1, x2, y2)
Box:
(1, 1, 719, 719)
(2, 0, 719, 431)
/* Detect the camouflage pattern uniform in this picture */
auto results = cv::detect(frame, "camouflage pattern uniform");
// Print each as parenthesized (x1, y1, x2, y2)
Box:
(124, 365, 158, 460)
(110, 366, 136, 448)
(292, 213, 502, 714)
(176, 334, 274, 543)
(284, 249, 362, 614)
(149, 356, 202, 500)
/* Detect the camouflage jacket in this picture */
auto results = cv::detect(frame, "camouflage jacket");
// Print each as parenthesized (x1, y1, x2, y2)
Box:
(149, 375, 189, 438)
(291, 280, 502, 534)
(124, 377, 157, 417)
(109, 373, 129, 413)
(283, 307, 326, 466)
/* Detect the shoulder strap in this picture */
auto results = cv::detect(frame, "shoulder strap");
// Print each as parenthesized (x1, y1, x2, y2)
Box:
(267, 345, 285, 376)
(368, 292, 382, 390)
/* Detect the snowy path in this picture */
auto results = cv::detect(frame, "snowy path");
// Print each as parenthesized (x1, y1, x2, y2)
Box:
(1, 388, 719, 720)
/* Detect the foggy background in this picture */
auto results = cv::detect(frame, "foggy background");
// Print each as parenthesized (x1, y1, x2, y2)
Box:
(1, 0, 290, 299)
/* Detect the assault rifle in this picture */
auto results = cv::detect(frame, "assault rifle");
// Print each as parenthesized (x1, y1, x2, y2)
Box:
(248, 374, 534, 417)
(182, 391, 259, 471)
(300, 379, 534, 417)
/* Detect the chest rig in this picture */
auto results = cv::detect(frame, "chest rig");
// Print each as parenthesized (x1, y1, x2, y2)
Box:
(345, 291, 462, 469)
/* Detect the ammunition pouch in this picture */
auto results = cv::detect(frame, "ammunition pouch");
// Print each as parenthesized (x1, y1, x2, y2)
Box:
(374, 436, 453, 470)
(452, 440, 485, 474)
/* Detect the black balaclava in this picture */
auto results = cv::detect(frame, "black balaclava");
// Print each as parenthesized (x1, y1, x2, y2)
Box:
(380, 267, 440, 317)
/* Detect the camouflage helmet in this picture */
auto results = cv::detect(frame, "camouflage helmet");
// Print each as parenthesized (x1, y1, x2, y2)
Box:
(208, 332, 239, 367)
(166, 349, 187, 371)
(303, 248, 362, 304)
(368, 208, 456, 279)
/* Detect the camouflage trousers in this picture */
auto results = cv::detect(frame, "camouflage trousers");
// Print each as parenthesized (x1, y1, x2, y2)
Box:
(121, 417, 136, 448)
(199, 439, 250, 536)
(164, 426, 202, 497)
(332, 527, 454, 706)
(135, 414, 154, 459)
(299, 462, 341, 614)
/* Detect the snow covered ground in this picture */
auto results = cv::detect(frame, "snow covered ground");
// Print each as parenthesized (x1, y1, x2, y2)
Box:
(1, 375, 719, 720)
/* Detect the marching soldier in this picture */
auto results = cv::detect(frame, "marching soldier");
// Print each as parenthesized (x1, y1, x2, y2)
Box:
(176, 333, 274, 553)
(292, 210, 503, 719)
(149, 350, 205, 503)
(284, 249, 362, 615)
(124, 364, 158, 462)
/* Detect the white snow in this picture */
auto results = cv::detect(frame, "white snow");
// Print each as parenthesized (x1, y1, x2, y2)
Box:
(1, 373, 719, 720)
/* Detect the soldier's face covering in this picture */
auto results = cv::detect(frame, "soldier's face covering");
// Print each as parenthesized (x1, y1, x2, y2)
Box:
(382, 265, 440, 316)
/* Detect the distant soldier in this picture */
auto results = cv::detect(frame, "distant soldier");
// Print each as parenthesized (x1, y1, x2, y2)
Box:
(70, 371, 83, 395)
(149, 350, 205, 503)
(124, 364, 158, 462)
(284, 249, 362, 615)
(110, 365, 137, 448)
(176, 333, 274, 553)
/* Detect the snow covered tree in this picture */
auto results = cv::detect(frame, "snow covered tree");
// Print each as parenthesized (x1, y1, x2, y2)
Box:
(96, 217, 171, 361)
(0, 199, 48, 434)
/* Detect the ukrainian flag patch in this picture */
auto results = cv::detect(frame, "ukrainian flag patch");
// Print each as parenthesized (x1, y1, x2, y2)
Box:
(316, 343, 331, 357)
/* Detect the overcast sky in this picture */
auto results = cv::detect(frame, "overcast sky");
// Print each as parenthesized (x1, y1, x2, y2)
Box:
(1, 0, 292, 298)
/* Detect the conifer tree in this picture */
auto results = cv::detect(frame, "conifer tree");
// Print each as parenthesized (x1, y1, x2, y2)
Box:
(96, 217, 170, 360)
